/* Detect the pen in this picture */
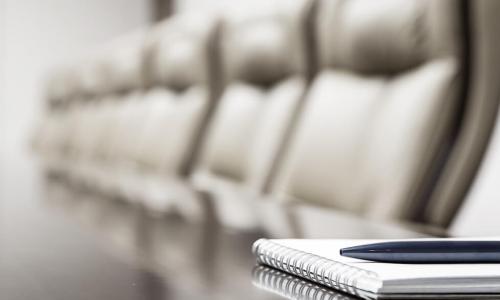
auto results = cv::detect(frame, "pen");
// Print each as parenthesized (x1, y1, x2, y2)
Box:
(340, 240, 500, 263)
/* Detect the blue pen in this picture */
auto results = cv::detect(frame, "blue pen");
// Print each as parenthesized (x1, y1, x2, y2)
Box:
(340, 240, 500, 263)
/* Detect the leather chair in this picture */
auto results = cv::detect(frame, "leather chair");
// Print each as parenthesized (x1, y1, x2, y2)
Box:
(34, 65, 80, 173)
(38, 31, 147, 188)
(188, 0, 316, 227)
(270, 0, 470, 227)
(425, 0, 500, 228)
(74, 30, 149, 191)
(96, 14, 222, 201)
(134, 13, 221, 176)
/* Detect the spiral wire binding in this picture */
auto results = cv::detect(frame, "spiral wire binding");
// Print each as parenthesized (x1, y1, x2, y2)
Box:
(252, 239, 380, 297)
(252, 265, 358, 300)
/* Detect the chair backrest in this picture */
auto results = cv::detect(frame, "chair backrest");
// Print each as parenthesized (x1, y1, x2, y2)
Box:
(95, 28, 148, 96)
(44, 49, 116, 162)
(44, 65, 80, 110)
(35, 68, 75, 157)
(70, 30, 148, 163)
(271, 0, 468, 224)
(192, 0, 316, 198)
(425, 0, 500, 228)
(128, 13, 221, 175)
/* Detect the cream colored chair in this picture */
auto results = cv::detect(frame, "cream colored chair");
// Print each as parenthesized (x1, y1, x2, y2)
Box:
(189, 0, 316, 226)
(40, 30, 147, 188)
(91, 15, 222, 201)
(52, 46, 121, 178)
(74, 30, 149, 191)
(270, 0, 468, 226)
(424, 0, 500, 228)
(134, 13, 221, 176)
(35, 65, 80, 173)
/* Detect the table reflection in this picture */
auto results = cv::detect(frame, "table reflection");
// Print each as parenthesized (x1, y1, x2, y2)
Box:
(40, 173, 429, 300)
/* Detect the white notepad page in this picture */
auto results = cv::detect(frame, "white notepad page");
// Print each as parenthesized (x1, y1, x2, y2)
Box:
(262, 238, 500, 294)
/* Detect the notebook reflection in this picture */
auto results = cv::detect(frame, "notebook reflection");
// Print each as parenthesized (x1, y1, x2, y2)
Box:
(252, 265, 357, 300)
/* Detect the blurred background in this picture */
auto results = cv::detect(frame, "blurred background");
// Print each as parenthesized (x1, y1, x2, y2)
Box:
(1, 0, 500, 253)
(3, 1, 500, 299)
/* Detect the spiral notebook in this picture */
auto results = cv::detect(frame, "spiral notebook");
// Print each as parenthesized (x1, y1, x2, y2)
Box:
(252, 238, 500, 299)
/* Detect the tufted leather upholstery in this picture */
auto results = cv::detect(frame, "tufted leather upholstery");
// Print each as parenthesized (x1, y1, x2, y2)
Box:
(221, 11, 305, 87)
(86, 14, 222, 198)
(143, 14, 214, 91)
(69, 31, 149, 166)
(132, 14, 221, 176)
(94, 29, 148, 96)
(63, 30, 148, 171)
(271, 0, 467, 222)
(192, 0, 314, 202)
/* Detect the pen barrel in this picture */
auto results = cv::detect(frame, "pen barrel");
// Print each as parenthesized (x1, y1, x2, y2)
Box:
(341, 241, 500, 263)
(354, 251, 500, 263)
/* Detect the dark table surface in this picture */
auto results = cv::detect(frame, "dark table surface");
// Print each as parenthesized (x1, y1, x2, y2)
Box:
(0, 155, 430, 300)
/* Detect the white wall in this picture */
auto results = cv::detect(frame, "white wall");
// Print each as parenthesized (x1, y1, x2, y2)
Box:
(0, 0, 151, 163)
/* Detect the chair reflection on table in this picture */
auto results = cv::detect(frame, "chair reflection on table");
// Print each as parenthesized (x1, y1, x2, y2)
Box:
(41, 174, 264, 295)
(41, 169, 429, 300)
(41, 174, 218, 283)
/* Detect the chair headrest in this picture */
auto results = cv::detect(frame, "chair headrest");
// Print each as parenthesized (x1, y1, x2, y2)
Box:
(221, 0, 310, 86)
(317, 0, 461, 74)
(144, 13, 218, 90)
(98, 29, 148, 93)
(45, 64, 80, 105)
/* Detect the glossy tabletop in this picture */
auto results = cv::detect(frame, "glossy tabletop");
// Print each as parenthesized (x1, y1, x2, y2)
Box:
(0, 155, 430, 300)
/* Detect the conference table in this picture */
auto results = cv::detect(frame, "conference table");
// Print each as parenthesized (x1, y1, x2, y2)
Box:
(0, 156, 434, 300)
